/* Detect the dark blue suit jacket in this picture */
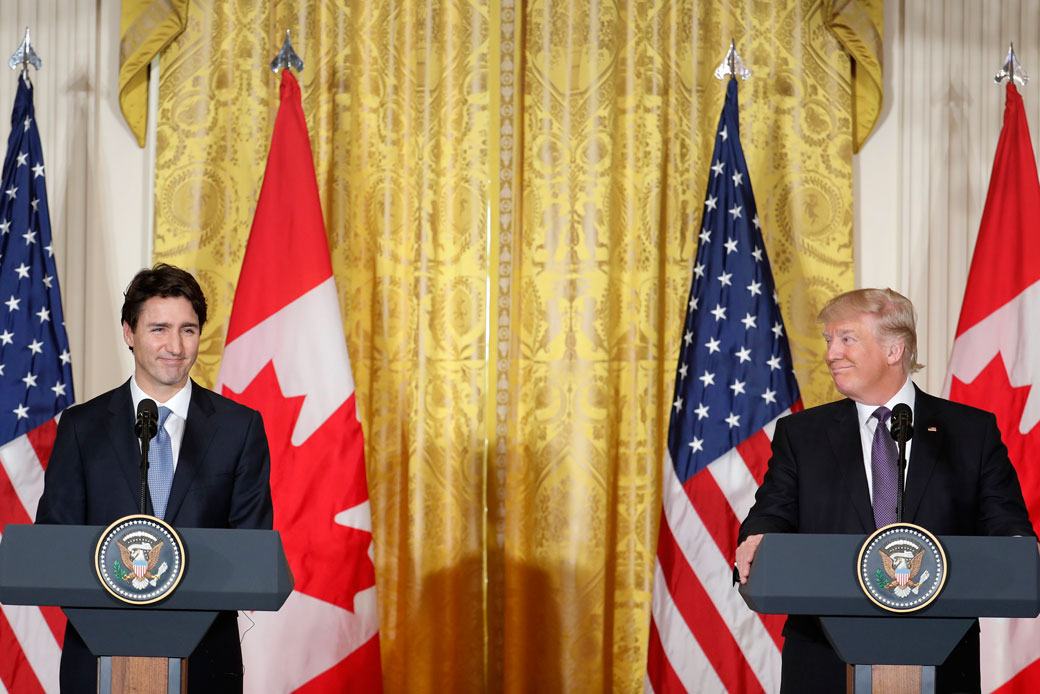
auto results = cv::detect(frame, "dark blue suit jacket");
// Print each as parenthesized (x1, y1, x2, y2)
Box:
(738, 387, 1035, 692)
(36, 379, 274, 692)
(739, 387, 1034, 540)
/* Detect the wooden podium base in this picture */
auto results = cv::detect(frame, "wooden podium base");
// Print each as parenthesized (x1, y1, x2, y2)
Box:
(98, 656, 187, 694)
(847, 664, 935, 694)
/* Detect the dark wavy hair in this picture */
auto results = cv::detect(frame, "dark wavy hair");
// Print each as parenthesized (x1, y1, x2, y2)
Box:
(121, 263, 208, 330)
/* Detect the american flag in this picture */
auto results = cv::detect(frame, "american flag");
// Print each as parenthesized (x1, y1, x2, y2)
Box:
(646, 78, 801, 694)
(0, 76, 74, 694)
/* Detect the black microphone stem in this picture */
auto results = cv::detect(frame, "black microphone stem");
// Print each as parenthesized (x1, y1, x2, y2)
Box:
(135, 399, 159, 516)
(139, 438, 150, 515)
(896, 440, 907, 522)
(890, 403, 913, 524)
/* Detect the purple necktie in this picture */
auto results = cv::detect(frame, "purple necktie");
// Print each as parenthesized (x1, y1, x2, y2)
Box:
(871, 406, 898, 528)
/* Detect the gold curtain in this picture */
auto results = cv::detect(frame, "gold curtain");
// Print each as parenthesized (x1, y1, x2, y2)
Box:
(143, 0, 881, 691)
(490, 1, 879, 690)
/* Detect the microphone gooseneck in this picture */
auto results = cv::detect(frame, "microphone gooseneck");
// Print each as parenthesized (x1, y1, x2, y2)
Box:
(136, 398, 159, 514)
(889, 403, 913, 523)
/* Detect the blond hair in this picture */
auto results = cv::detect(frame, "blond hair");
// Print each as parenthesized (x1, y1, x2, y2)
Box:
(817, 288, 923, 373)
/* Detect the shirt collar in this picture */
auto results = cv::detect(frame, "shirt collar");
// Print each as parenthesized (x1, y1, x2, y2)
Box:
(129, 376, 192, 421)
(855, 376, 916, 427)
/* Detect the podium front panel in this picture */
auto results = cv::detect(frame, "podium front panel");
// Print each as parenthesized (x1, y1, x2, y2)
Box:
(65, 608, 216, 658)
(821, 616, 974, 665)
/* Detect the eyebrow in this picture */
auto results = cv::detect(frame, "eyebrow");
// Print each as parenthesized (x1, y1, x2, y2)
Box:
(145, 320, 199, 329)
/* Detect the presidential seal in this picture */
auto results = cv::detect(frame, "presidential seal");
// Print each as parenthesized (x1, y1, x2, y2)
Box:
(95, 515, 186, 605)
(857, 523, 946, 613)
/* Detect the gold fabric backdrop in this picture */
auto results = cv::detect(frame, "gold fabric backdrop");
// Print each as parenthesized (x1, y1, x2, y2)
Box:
(139, 0, 881, 690)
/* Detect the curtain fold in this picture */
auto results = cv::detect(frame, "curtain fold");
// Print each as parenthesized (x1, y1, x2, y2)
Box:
(119, 0, 189, 146)
(826, 0, 884, 152)
(149, 0, 876, 691)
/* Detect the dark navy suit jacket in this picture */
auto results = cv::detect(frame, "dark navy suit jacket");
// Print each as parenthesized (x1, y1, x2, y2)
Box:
(739, 386, 1035, 692)
(36, 379, 274, 693)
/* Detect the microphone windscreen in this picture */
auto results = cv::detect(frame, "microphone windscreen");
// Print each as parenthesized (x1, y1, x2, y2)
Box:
(890, 403, 913, 441)
(135, 398, 159, 438)
(137, 398, 158, 419)
(892, 403, 912, 423)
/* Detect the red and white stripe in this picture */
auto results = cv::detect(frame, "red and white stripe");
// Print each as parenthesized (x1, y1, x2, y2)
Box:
(647, 405, 799, 694)
(0, 417, 64, 694)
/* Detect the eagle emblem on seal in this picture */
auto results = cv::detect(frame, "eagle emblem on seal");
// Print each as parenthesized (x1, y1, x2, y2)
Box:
(879, 547, 931, 598)
(117, 539, 164, 589)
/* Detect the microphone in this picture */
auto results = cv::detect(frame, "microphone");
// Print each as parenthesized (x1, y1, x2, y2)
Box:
(135, 399, 159, 440)
(890, 403, 913, 444)
(889, 403, 913, 523)
(135, 399, 159, 515)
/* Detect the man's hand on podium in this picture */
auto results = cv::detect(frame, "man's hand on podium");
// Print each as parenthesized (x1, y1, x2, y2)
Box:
(734, 534, 763, 585)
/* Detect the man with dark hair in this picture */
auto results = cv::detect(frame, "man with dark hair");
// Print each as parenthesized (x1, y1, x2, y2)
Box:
(734, 288, 1034, 693)
(37, 263, 273, 692)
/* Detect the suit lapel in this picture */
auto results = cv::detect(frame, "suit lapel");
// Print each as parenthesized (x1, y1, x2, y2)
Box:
(902, 386, 941, 523)
(106, 381, 150, 512)
(828, 399, 876, 532)
(164, 382, 217, 522)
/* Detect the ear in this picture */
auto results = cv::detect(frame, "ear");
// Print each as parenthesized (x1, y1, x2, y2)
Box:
(887, 340, 905, 367)
(122, 322, 134, 351)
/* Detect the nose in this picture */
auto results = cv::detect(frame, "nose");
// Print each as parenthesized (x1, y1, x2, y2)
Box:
(825, 339, 841, 363)
(166, 331, 184, 356)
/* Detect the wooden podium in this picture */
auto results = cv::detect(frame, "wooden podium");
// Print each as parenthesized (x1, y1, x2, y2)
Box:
(739, 534, 1040, 694)
(0, 523, 294, 694)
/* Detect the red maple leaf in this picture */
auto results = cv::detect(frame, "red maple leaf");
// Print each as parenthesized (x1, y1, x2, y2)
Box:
(225, 362, 375, 612)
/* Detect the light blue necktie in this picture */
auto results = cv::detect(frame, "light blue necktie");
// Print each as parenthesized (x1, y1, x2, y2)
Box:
(148, 406, 174, 519)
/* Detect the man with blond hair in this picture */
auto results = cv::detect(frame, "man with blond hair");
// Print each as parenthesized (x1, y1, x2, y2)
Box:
(734, 288, 1034, 693)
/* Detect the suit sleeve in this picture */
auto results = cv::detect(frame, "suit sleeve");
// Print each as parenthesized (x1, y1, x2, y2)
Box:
(977, 411, 1035, 537)
(35, 412, 87, 525)
(228, 409, 274, 530)
(738, 416, 800, 543)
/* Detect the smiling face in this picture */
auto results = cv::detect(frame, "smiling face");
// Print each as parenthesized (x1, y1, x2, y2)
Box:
(823, 312, 906, 405)
(122, 296, 200, 401)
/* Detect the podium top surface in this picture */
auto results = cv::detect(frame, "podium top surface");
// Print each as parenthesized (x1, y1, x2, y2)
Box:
(0, 524, 293, 611)
(739, 533, 1040, 619)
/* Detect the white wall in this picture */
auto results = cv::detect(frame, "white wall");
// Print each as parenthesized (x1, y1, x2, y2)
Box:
(856, 0, 1040, 394)
(0, 0, 151, 401)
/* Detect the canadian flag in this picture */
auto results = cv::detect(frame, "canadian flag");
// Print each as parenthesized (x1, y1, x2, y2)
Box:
(215, 70, 383, 692)
(944, 82, 1040, 693)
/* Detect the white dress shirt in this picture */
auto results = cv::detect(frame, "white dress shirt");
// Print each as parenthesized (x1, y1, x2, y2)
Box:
(855, 376, 916, 502)
(129, 376, 192, 471)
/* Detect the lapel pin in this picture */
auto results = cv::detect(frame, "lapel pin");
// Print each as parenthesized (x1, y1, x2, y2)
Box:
(927, 426, 937, 432)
